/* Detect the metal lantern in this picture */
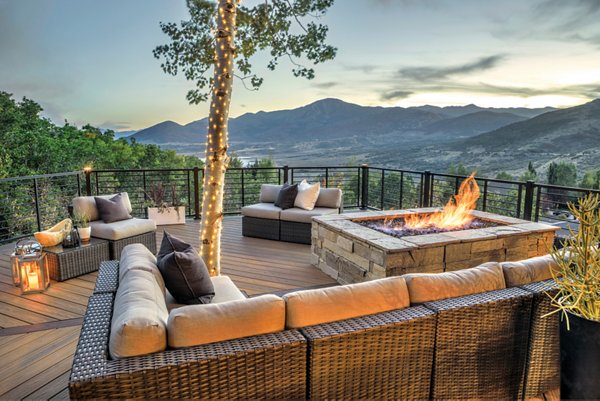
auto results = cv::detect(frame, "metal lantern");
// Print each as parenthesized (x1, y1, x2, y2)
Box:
(10, 239, 50, 294)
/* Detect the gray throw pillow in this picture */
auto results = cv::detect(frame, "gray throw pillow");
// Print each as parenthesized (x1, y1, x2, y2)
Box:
(157, 231, 215, 305)
(274, 183, 298, 209)
(94, 193, 132, 223)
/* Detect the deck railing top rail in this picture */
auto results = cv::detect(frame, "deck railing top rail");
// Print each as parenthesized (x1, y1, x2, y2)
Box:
(2, 165, 599, 243)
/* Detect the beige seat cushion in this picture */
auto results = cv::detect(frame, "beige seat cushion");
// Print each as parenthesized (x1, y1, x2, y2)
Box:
(283, 277, 410, 329)
(404, 262, 506, 304)
(109, 269, 168, 359)
(240, 203, 282, 220)
(315, 188, 342, 209)
(259, 184, 283, 203)
(166, 275, 246, 311)
(280, 207, 339, 223)
(168, 295, 285, 348)
(119, 244, 164, 292)
(501, 254, 558, 287)
(72, 192, 133, 222)
(90, 217, 156, 241)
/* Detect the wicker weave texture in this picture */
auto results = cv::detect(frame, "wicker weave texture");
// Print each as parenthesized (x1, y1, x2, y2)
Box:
(280, 221, 311, 244)
(106, 230, 157, 259)
(46, 240, 109, 281)
(425, 287, 533, 400)
(93, 260, 119, 294)
(521, 279, 560, 398)
(69, 293, 307, 399)
(242, 216, 280, 241)
(302, 306, 436, 400)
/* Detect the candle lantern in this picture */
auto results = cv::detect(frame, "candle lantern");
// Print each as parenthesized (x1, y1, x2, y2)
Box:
(10, 239, 50, 294)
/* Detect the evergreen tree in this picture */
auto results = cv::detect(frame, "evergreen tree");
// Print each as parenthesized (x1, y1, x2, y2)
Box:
(519, 161, 537, 182)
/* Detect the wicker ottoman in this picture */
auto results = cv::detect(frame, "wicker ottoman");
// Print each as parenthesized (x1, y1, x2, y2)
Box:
(45, 238, 110, 281)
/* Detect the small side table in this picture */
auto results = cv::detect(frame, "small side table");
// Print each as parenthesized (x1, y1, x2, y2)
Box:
(45, 238, 110, 281)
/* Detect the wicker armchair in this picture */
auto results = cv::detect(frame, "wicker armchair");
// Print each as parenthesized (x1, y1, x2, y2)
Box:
(521, 279, 560, 399)
(301, 306, 436, 400)
(71, 193, 157, 259)
(69, 262, 307, 400)
(424, 287, 534, 400)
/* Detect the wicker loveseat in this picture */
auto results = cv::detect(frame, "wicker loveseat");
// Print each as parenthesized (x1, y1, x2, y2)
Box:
(72, 192, 157, 259)
(242, 184, 343, 244)
(69, 248, 559, 400)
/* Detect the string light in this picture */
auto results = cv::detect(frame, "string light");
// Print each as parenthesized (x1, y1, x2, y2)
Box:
(199, 0, 237, 276)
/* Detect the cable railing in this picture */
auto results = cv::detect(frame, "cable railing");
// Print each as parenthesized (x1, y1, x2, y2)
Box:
(2, 165, 599, 243)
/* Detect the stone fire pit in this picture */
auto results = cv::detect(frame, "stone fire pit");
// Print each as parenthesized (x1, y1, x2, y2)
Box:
(311, 208, 559, 284)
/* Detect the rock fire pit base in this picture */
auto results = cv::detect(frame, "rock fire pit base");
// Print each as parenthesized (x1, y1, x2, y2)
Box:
(311, 208, 559, 284)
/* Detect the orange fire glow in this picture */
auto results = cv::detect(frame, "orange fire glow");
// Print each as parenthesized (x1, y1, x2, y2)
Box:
(404, 174, 480, 230)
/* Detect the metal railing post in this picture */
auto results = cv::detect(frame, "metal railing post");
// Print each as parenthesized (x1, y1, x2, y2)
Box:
(422, 171, 432, 207)
(33, 178, 42, 231)
(193, 167, 201, 220)
(241, 169, 245, 207)
(380, 169, 385, 209)
(360, 164, 369, 210)
(523, 180, 535, 221)
(84, 168, 92, 196)
(283, 165, 289, 184)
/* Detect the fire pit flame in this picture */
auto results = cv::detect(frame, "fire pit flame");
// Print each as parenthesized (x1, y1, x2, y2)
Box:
(403, 173, 480, 230)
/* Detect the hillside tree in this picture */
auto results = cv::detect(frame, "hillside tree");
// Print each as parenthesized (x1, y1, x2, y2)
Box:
(519, 161, 537, 182)
(547, 161, 577, 187)
(154, 0, 337, 275)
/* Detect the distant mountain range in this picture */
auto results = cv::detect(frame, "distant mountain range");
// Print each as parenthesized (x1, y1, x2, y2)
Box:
(123, 98, 600, 176)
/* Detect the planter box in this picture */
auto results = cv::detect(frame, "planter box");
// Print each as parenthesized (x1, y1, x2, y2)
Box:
(147, 206, 185, 225)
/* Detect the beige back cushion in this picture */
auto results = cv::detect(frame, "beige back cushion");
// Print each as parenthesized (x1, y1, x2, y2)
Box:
(404, 262, 506, 304)
(168, 295, 285, 348)
(315, 188, 342, 209)
(259, 184, 283, 203)
(501, 254, 558, 287)
(283, 277, 410, 329)
(72, 192, 133, 221)
(294, 180, 321, 210)
(119, 244, 165, 293)
(109, 269, 168, 359)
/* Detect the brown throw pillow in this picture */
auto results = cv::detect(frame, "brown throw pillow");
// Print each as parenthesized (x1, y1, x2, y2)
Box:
(157, 231, 215, 305)
(274, 183, 299, 209)
(94, 193, 132, 223)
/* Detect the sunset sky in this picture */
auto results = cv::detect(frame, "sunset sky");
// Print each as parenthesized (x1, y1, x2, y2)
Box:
(1, 0, 599, 130)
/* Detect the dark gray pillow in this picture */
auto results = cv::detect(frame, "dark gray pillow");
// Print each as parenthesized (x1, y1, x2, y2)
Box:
(157, 231, 215, 305)
(274, 183, 298, 209)
(94, 193, 132, 223)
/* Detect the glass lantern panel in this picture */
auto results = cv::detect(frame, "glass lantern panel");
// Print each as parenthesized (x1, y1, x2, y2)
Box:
(10, 254, 21, 286)
(19, 255, 48, 294)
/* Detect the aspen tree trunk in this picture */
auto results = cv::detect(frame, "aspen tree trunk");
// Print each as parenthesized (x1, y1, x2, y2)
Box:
(200, 0, 237, 276)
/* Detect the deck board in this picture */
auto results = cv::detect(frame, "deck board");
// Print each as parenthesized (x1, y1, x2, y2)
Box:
(0, 217, 333, 399)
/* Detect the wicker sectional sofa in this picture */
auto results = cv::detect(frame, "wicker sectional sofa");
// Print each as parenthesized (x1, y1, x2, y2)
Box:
(241, 184, 343, 244)
(69, 247, 559, 400)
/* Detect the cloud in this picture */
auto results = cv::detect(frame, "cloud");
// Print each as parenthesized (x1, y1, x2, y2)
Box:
(380, 90, 413, 101)
(398, 55, 506, 81)
(380, 81, 600, 100)
(312, 81, 339, 89)
(534, 0, 600, 29)
(98, 121, 132, 131)
(566, 33, 600, 49)
(492, 0, 600, 45)
(341, 64, 378, 74)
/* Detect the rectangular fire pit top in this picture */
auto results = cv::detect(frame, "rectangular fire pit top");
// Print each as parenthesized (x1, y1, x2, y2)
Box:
(314, 208, 557, 253)
(311, 208, 559, 284)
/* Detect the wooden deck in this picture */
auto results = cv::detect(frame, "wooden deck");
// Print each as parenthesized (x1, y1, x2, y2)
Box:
(0, 217, 334, 400)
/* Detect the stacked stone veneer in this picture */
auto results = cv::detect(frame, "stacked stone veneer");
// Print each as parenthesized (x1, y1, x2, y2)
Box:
(311, 208, 559, 285)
